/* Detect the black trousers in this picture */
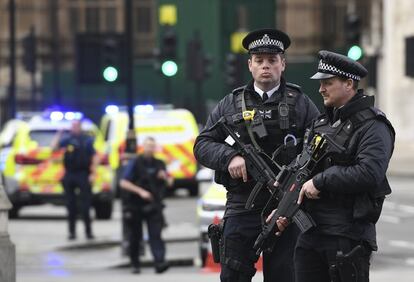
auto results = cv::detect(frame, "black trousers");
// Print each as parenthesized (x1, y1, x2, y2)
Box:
(294, 232, 371, 282)
(128, 208, 166, 268)
(220, 213, 297, 282)
(62, 172, 92, 236)
(263, 224, 299, 282)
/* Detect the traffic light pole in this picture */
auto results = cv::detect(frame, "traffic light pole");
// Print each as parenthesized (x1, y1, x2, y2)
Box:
(29, 26, 37, 110)
(8, 0, 16, 120)
(124, 0, 136, 155)
(195, 80, 206, 123)
(50, 0, 61, 105)
(121, 0, 137, 258)
(165, 77, 172, 103)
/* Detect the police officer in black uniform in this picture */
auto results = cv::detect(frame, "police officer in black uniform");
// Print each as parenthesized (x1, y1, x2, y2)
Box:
(119, 136, 170, 274)
(194, 28, 319, 282)
(52, 119, 98, 240)
(291, 51, 395, 282)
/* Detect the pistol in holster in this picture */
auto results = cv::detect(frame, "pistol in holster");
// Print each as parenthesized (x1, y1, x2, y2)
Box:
(329, 245, 368, 282)
(207, 222, 223, 263)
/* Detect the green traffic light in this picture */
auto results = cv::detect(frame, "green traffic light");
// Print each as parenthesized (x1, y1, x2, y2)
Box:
(347, 45, 363, 61)
(103, 66, 119, 82)
(161, 60, 178, 77)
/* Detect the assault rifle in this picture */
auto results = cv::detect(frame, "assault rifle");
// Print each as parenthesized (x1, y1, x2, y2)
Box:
(253, 133, 346, 255)
(209, 116, 281, 209)
(209, 116, 316, 234)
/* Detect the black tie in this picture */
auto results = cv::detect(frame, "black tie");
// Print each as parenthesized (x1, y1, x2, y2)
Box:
(262, 92, 269, 102)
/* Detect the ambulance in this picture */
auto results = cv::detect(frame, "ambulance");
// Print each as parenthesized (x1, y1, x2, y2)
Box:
(100, 104, 199, 196)
(5, 110, 114, 219)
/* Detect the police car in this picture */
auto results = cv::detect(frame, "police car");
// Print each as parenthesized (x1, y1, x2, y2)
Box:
(4, 110, 114, 219)
(100, 104, 200, 197)
(0, 113, 42, 198)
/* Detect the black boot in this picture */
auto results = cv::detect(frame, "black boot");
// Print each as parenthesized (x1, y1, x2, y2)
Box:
(155, 261, 169, 274)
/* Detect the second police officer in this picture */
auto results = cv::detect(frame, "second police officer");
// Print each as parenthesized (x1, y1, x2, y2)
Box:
(194, 28, 320, 282)
(290, 51, 395, 282)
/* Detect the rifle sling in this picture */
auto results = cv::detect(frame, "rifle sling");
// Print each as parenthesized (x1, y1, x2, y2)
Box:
(242, 88, 262, 151)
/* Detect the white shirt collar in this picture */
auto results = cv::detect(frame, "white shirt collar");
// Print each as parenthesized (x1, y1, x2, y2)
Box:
(254, 83, 280, 99)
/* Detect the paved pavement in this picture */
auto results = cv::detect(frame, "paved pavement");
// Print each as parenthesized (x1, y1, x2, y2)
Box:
(9, 174, 414, 282)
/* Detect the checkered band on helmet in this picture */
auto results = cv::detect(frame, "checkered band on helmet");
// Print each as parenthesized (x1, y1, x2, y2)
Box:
(248, 34, 284, 51)
(318, 60, 361, 81)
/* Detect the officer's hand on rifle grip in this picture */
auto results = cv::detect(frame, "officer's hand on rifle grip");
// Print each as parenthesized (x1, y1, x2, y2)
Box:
(266, 209, 289, 236)
(297, 179, 320, 204)
(228, 155, 248, 182)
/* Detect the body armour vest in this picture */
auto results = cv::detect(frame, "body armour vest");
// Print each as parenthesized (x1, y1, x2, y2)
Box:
(304, 94, 395, 248)
(219, 80, 305, 216)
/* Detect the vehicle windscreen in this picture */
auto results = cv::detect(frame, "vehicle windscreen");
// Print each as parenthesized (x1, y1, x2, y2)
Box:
(29, 130, 71, 147)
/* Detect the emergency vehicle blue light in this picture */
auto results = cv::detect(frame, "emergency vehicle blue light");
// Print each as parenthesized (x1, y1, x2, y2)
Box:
(50, 111, 64, 121)
(134, 105, 154, 114)
(64, 112, 75, 120)
(105, 105, 119, 115)
(73, 112, 83, 120)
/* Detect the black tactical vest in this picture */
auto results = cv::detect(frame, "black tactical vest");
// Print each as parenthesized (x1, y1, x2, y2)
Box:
(305, 95, 395, 240)
(218, 81, 305, 215)
(64, 134, 93, 172)
(231, 82, 304, 166)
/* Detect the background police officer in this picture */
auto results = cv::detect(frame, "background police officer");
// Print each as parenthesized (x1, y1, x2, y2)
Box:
(119, 136, 170, 274)
(52, 119, 98, 240)
(194, 28, 319, 282)
(291, 51, 395, 282)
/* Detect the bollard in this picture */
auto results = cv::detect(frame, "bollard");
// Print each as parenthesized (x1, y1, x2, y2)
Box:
(0, 174, 16, 282)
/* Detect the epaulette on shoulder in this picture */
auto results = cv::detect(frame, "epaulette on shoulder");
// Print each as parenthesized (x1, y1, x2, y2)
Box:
(372, 107, 386, 118)
(286, 82, 302, 93)
(231, 85, 246, 95)
(313, 113, 329, 127)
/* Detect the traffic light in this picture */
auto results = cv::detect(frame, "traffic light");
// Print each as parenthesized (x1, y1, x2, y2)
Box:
(345, 14, 363, 61)
(22, 31, 36, 73)
(160, 27, 178, 77)
(76, 34, 101, 84)
(225, 53, 244, 89)
(186, 36, 212, 82)
(75, 33, 126, 84)
(101, 34, 126, 83)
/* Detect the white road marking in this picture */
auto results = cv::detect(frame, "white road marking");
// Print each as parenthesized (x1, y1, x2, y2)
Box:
(389, 240, 414, 250)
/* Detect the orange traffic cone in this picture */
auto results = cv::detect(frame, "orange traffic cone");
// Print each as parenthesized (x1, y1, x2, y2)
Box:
(201, 250, 221, 273)
(201, 215, 263, 273)
(201, 252, 263, 273)
(255, 256, 263, 271)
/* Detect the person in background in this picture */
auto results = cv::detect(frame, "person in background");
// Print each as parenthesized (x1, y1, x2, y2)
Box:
(51, 119, 98, 240)
(119, 136, 170, 274)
